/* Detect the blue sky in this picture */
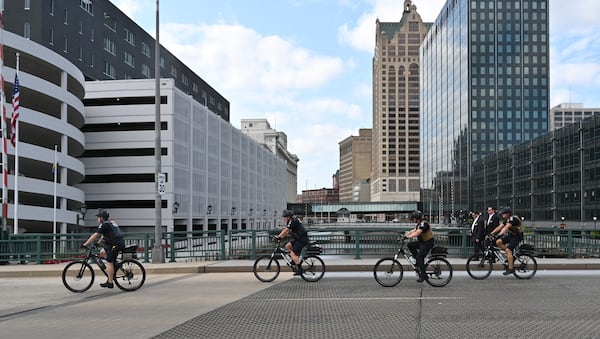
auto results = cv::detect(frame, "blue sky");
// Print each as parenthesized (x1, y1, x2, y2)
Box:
(113, 0, 600, 193)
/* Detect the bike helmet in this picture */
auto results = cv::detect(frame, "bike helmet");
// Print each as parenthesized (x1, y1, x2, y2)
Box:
(281, 210, 294, 218)
(410, 210, 423, 221)
(95, 209, 110, 219)
(498, 206, 512, 215)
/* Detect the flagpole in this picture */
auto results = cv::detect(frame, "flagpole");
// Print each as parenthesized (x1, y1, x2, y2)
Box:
(52, 145, 57, 259)
(0, 8, 8, 235)
(12, 53, 18, 235)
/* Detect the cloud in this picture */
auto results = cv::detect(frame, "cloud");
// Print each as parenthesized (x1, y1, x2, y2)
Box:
(337, 0, 446, 52)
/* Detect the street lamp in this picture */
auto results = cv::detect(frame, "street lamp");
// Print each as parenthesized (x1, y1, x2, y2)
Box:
(231, 207, 236, 216)
(172, 201, 180, 214)
(594, 216, 597, 231)
(207, 205, 212, 214)
(76, 204, 87, 233)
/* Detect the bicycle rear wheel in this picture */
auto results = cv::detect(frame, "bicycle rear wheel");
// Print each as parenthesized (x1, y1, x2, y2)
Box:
(513, 254, 537, 279)
(425, 257, 453, 287)
(300, 255, 325, 282)
(373, 258, 403, 287)
(466, 253, 493, 280)
(62, 261, 95, 293)
(253, 256, 280, 282)
(114, 259, 146, 291)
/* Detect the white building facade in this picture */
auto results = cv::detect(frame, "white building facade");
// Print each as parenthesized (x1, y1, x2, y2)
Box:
(2, 30, 86, 235)
(81, 79, 287, 233)
(240, 118, 298, 203)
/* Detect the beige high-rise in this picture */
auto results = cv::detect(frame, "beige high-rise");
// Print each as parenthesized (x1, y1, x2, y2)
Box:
(371, 0, 431, 202)
(339, 129, 372, 202)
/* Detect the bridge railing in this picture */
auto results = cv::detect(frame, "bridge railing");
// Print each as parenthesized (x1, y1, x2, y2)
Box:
(1, 227, 599, 264)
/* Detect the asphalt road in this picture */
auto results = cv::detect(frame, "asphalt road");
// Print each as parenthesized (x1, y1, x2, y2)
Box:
(1, 271, 599, 338)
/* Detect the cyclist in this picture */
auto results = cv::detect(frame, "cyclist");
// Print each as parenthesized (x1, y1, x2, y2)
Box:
(273, 210, 308, 276)
(404, 210, 435, 283)
(489, 206, 523, 275)
(82, 209, 125, 288)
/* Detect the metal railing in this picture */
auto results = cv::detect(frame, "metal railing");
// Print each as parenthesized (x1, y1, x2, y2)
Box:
(1, 227, 599, 264)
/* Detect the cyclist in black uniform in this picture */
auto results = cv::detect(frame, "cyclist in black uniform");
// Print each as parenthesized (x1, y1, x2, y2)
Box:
(489, 206, 523, 276)
(83, 209, 125, 288)
(405, 210, 435, 283)
(273, 210, 309, 275)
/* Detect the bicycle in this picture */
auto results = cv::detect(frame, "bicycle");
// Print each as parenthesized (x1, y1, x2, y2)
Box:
(466, 239, 537, 280)
(373, 237, 453, 287)
(62, 244, 146, 292)
(253, 239, 325, 282)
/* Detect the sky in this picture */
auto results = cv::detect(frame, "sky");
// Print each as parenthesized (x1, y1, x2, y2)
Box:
(112, 0, 600, 193)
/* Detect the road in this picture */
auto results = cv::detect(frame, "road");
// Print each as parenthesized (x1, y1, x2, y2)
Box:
(1, 271, 600, 338)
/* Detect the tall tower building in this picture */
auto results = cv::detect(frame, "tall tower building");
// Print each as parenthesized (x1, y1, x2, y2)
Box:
(371, 1, 432, 202)
(339, 129, 372, 202)
(420, 0, 549, 223)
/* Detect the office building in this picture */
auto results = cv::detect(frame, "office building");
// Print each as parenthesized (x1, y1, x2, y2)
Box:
(472, 115, 600, 222)
(240, 119, 299, 203)
(420, 0, 549, 223)
(550, 103, 600, 130)
(339, 129, 372, 202)
(371, 0, 431, 202)
(3, 0, 230, 121)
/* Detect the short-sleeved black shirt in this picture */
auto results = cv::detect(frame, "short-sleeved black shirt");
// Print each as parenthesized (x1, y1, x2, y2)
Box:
(96, 221, 124, 247)
(286, 217, 308, 240)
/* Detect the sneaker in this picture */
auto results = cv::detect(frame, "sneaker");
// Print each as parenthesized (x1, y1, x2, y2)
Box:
(293, 266, 303, 276)
(100, 281, 114, 288)
(502, 269, 515, 276)
(416, 276, 426, 283)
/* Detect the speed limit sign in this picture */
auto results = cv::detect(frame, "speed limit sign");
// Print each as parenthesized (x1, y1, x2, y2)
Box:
(158, 173, 166, 195)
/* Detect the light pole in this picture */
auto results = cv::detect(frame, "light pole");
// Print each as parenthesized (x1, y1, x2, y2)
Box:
(76, 204, 87, 234)
(594, 216, 597, 231)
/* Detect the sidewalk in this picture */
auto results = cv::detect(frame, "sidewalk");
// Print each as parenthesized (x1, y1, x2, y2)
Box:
(1, 257, 599, 278)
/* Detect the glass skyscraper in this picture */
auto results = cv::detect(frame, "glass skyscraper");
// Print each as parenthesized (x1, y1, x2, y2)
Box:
(420, 0, 549, 223)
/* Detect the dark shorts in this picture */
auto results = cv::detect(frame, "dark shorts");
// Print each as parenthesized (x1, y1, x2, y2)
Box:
(104, 243, 124, 263)
(291, 237, 309, 256)
(500, 233, 523, 251)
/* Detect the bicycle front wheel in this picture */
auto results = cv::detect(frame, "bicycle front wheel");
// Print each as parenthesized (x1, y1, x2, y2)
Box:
(114, 259, 146, 291)
(253, 256, 280, 282)
(513, 254, 537, 279)
(62, 261, 95, 293)
(425, 257, 453, 287)
(466, 253, 493, 280)
(373, 258, 403, 287)
(300, 255, 325, 282)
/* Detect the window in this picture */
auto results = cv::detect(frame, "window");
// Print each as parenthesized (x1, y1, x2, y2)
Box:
(141, 42, 151, 57)
(49, 27, 54, 45)
(124, 51, 135, 67)
(80, 0, 94, 15)
(24, 22, 31, 39)
(25, 0, 31, 10)
(141, 64, 151, 78)
(64, 36, 68, 52)
(64, 9, 68, 24)
(103, 61, 115, 78)
(104, 12, 116, 31)
(103, 37, 115, 54)
(125, 28, 135, 46)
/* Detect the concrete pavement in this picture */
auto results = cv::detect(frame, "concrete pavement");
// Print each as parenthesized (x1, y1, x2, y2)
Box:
(1, 256, 599, 277)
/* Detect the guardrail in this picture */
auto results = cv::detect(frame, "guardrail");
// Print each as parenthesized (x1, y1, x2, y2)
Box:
(1, 227, 599, 264)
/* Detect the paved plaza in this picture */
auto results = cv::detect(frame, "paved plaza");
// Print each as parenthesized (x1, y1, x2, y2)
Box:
(0, 267, 599, 338)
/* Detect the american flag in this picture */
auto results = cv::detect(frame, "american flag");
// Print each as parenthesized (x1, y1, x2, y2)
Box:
(10, 72, 19, 147)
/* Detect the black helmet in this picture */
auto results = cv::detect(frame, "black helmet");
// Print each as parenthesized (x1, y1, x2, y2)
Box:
(281, 210, 294, 218)
(95, 209, 110, 219)
(498, 206, 512, 215)
(410, 210, 423, 220)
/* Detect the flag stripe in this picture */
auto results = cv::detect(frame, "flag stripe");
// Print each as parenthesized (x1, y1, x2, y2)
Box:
(10, 73, 19, 147)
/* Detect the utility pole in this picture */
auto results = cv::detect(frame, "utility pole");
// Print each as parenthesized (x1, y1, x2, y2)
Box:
(152, 0, 164, 263)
